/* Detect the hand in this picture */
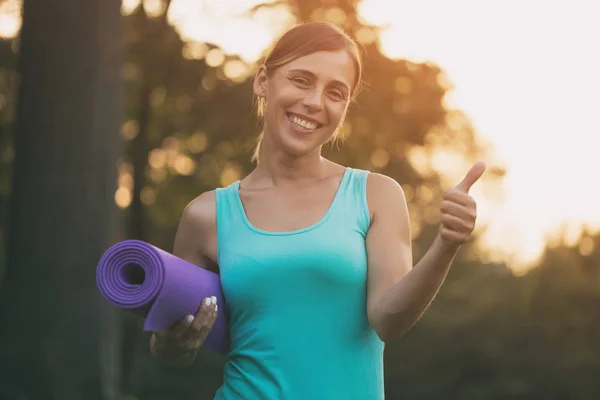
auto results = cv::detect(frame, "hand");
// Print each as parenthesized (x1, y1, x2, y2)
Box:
(153, 296, 218, 353)
(439, 161, 486, 247)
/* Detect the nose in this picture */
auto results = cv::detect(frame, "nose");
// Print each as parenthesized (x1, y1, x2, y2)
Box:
(302, 87, 325, 112)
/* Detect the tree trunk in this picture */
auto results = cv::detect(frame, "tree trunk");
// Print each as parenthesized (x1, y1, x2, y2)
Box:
(126, 0, 174, 242)
(0, 0, 124, 398)
(120, 80, 151, 394)
(127, 81, 152, 242)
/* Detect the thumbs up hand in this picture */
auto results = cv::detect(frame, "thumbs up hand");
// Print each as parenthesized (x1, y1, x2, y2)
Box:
(439, 161, 486, 247)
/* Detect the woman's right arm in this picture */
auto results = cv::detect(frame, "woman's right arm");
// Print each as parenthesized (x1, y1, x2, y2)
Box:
(149, 191, 219, 368)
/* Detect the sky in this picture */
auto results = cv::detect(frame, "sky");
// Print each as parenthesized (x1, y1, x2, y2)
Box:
(1, 0, 599, 272)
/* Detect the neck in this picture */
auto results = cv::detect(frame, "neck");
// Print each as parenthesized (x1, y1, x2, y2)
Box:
(253, 134, 329, 188)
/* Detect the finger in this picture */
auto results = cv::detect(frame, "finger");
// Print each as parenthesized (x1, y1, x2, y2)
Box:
(194, 297, 215, 320)
(171, 314, 195, 337)
(182, 296, 217, 341)
(442, 190, 476, 208)
(441, 213, 474, 233)
(210, 304, 218, 326)
(180, 317, 213, 345)
(440, 200, 475, 221)
(455, 161, 486, 193)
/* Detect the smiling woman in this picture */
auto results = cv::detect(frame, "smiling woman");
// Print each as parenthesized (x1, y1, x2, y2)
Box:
(252, 21, 363, 162)
(150, 20, 486, 400)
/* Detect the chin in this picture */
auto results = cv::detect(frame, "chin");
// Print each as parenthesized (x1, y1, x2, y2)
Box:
(278, 136, 320, 158)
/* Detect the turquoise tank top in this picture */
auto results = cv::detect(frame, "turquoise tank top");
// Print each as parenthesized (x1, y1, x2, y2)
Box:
(213, 167, 385, 400)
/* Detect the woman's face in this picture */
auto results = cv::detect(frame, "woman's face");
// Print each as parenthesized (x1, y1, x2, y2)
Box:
(255, 50, 356, 158)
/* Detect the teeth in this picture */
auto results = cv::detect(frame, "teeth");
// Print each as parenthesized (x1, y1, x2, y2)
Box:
(289, 115, 318, 130)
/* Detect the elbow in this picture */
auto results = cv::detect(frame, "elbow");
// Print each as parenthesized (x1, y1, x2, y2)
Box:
(369, 306, 391, 343)
(369, 311, 414, 343)
(374, 326, 391, 343)
(373, 324, 404, 343)
(369, 312, 393, 343)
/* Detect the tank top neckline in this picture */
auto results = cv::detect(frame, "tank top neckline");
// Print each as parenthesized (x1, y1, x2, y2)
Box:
(231, 167, 351, 236)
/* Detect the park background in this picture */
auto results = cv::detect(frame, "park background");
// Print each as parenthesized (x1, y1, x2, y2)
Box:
(0, 0, 599, 398)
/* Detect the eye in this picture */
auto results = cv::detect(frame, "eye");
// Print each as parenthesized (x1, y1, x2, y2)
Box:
(291, 77, 310, 86)
(329, 90, 346, 101)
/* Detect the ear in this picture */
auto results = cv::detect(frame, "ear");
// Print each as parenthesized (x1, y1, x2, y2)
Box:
(253, 64, 268, 98)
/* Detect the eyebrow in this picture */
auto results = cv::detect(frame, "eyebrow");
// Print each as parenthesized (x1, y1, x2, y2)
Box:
(287, 68, 350, 93)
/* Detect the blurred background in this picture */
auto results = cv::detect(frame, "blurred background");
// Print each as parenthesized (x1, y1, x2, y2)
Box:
(0, 0, 598, 399)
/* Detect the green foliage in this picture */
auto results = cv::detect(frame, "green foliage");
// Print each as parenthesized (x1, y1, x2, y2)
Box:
(382, 234, 600, 399)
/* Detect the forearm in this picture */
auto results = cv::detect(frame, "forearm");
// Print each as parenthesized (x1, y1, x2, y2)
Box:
(372, 234, 459, 341)
(150, 333, 198, 368)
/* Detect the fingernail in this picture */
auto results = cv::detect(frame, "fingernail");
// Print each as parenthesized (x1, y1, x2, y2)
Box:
(211, 296, 217, 305)
(186, 315, 194, 324)
(205, 297, 211, 306)
(215, 305, 218, 313)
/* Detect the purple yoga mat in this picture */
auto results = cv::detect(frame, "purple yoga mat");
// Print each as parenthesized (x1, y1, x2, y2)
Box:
(96, 239, 229, 355)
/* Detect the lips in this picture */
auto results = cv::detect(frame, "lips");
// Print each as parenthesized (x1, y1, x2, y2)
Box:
(286, 112, 323, 130)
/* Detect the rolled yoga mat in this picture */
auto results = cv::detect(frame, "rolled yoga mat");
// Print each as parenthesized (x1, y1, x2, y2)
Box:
(96, 239, 229, 355)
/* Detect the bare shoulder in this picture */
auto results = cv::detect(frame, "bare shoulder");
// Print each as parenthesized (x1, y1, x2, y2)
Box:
(183, 190, 217, 225)
(366, 172, 404, 192)
(366, 173, 408, 217)
(174, 190, 218, 272)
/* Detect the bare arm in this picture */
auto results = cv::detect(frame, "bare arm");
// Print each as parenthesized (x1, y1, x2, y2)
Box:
(150, 190, 218, 367)
(365, 163, 485, 342)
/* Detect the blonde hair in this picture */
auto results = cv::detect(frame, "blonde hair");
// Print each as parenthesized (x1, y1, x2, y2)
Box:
(252, 21, 364, 163)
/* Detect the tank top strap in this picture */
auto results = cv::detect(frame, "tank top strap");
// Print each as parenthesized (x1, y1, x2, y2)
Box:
(215, 181, 245, 263)
(333, 167, 372, 236)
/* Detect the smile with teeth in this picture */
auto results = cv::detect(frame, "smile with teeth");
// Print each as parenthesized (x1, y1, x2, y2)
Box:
(287, 114, 320, 130)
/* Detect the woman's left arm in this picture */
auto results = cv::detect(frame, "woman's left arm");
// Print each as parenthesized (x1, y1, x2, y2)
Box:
(365, 162, 486, 342)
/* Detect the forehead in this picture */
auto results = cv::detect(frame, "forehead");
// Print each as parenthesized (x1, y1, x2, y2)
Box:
(278, 50, 356, 89)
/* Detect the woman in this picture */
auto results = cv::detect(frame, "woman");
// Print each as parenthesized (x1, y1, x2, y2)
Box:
(150, 21, 485, 399)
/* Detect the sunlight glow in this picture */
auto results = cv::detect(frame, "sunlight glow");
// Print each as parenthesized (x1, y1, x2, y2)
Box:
(0, 0, 20, 38)
(141, 187, 156, 205)
(579, 236, 594, 257)
(168, 0, 295, 63)
(115, 187, 132, 208)
(224, 60, 251, 82)
(182, 42, 209, 60)
(122, 0, 141, 15)
(0, 0, 597, 271)
(359, 0, 600, 270)
(143, 0, 165, 18)
(220, 162, 242, 187)
(121, 120, 140, 141)
(186, 132, 209, 153)
(173, 154, 196, 175)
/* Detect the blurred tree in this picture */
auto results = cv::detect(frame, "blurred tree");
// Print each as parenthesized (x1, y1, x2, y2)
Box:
(0, 1, 597, 398)
(0, 0, 124, 399)
(0, 37, 18, 283)
(125, 0, 173, 242)
(380, 229, 600, 399)
(121, 2, 258, 249)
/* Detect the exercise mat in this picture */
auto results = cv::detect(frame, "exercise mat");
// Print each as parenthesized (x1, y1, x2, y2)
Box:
(96, 239, 229, 355)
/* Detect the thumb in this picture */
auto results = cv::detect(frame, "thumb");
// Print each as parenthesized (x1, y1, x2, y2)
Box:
(455, 161, 486, 193)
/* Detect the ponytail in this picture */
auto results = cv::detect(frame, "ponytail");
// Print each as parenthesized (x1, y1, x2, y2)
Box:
(251, 131, 263, 163)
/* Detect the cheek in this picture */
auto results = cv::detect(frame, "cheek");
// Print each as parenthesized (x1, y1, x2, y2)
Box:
(329, 102, 348, 126)
(264, 87, 296, 121)
(270, 83, 300, 107)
